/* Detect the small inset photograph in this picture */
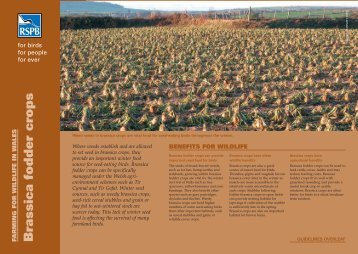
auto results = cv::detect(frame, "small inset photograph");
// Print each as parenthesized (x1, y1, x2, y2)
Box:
(60, 1, 358, 131)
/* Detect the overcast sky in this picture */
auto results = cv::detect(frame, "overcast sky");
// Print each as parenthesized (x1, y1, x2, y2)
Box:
(109, 1, 358, 11)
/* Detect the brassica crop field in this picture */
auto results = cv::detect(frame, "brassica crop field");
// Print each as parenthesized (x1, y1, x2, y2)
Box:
(60, 27, 357, 131)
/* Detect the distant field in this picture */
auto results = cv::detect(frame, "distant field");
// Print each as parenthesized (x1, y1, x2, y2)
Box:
(60, 8, 356, 20)
(262, 10, 348, 19)
(60, 13, 358, 30)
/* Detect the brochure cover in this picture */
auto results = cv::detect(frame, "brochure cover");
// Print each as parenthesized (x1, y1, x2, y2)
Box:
(1, 1, 357, 253)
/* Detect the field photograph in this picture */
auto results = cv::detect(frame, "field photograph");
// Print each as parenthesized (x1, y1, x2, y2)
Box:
(60, 1, 358, 131)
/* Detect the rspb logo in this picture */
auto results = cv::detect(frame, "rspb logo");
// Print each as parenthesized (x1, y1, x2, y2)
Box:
(18, 14, 42, 38)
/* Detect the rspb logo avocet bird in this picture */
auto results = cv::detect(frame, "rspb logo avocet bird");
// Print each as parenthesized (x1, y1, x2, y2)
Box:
(18, 14, 42, 38)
